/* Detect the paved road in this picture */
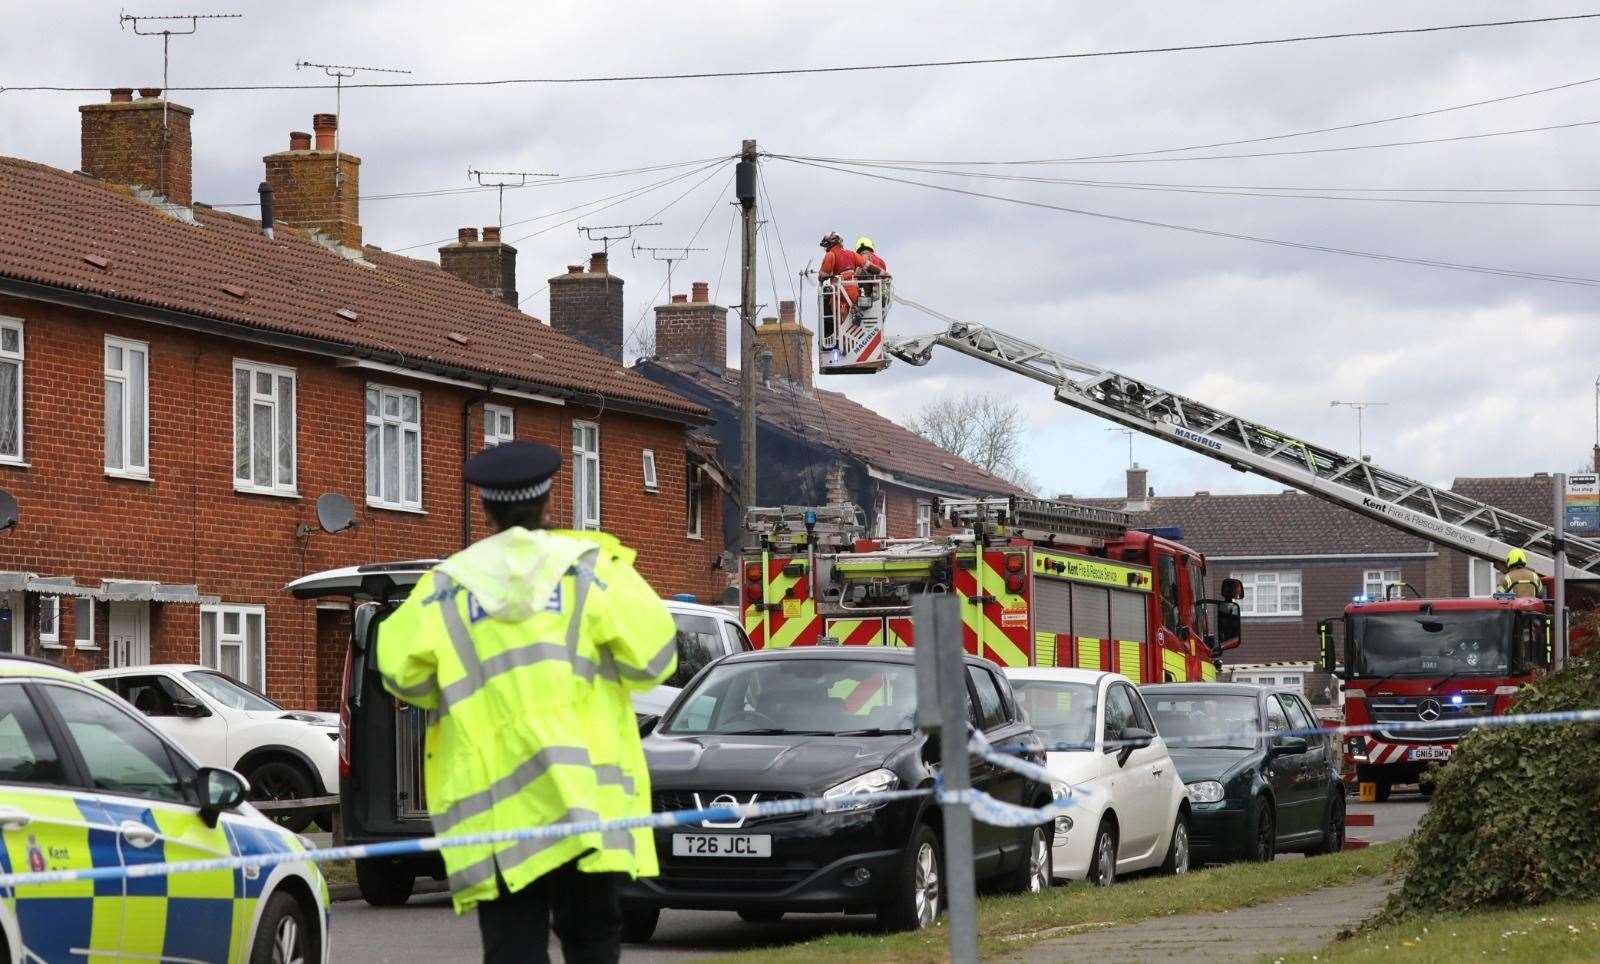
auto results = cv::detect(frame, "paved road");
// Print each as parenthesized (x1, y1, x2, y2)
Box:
(325, 794, 1427, 963)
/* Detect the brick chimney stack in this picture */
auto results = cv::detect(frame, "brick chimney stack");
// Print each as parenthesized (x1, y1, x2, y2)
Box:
(547, 252, 624, 361)
(262, 114, 362, 249)
(1125, 464, 1150, 511)
(752, 300, 813, 390)
(439, 226, 519, 306)
(80, 88, 194, 207)
(652, 280, 728, 367)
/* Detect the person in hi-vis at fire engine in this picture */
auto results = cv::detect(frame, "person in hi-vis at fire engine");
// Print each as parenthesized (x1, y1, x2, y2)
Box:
(378, 440, 677, 964)
(1498, 547, 1546, 598)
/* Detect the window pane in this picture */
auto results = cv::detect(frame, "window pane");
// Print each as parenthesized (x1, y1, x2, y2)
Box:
(572, 424, 582, 449)
(223, 611, 239, 636)
(0, 359, 18, 458)
(47, 685, 186, 803)
(585, 458, 598, 522)
(0, 685, 65, 785)
(106, 344, 122, 370)
(403, 429, 420, 504)
(234, 369, 250, 480)
(221, 643, 241, 680)
(246, 614, 264, 691)
(383, 392, 399, 418)
(0, 327, 18, 354)
(128, 349, 146, 468)
(200, 611, 217, 669)
(365, 424, 380, 498)
(252, 401, 272, 486)
(74, 598, 92, 643)
(365, 387, 379, 418)
(255, 371, 271, 395)
(382, 424, 400, 503)
(400, 393, 418, 423)
(277, 376, 294, 486)
(105, 378, 124, 469)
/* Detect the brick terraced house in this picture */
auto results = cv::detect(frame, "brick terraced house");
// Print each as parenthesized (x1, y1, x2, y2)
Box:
(0, 89, 724, 710)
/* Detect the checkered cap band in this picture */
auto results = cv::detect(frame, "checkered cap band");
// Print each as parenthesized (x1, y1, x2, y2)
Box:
(479, 478, 552, 502)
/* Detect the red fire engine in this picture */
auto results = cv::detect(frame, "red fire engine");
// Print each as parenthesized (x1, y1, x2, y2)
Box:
(740, 497, 1243, 683)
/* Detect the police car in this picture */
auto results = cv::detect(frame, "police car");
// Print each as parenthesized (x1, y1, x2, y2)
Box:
(0, 654, 328, 962)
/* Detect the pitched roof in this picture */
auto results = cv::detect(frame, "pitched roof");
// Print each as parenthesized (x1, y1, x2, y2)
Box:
(640, 356, 1027, 497)
(1449, 475, 1555, 522)
(0, 156, 702, 420)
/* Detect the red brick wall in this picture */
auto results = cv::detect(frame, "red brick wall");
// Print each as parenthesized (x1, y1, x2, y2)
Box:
(79, 94, 193, 208)
(882, 487, 960, 540)
(0, 293, 715, 709)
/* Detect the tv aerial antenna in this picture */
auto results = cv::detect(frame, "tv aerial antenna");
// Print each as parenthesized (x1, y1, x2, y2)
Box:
(119, 10, 241, 137)
(467, 169, 558, 230)
(294, 60, 411, 192)
(577, 221, 661, 261)
(632, 242, 708, 302)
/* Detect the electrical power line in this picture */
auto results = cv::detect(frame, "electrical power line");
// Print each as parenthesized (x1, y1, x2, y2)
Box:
(9, 13, 1600, 93)
(774, 155, 1600, 287)
(623, 169, 735, 354)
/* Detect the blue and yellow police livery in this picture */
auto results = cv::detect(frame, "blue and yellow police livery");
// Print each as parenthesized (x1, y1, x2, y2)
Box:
(0, 655, 328, 963)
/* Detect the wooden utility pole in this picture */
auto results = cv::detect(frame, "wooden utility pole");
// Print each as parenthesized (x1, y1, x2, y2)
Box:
(737, 140, 759, 518)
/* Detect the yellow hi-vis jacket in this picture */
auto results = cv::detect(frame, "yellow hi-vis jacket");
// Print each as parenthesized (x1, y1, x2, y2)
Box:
(377, 527, 677, 913)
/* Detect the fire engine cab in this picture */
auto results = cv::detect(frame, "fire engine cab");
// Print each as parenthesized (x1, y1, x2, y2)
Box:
(740, 497, 1243, 683)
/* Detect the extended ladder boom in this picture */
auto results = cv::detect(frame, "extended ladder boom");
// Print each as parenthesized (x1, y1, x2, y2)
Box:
(887, 321, 1600, 579)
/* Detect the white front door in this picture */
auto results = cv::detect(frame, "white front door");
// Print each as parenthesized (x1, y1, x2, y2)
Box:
(108, 602, 150, 667)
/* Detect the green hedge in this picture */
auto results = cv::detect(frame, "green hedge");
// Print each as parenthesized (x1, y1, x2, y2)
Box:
(1383, 654, 1600, 920)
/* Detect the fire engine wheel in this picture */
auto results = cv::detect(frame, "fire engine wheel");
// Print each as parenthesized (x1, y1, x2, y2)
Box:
(1373, 780, 1392, 803)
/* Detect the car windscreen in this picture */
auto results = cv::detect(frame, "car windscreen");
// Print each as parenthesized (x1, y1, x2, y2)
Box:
(1010, 680, 1096, 749)
(1351, 611, 1514, 678)
(1146, 694, 1259, 749)
(662, 658, 917, 736)
(666, 612, 723, 689)
(184, 670, 281, 711)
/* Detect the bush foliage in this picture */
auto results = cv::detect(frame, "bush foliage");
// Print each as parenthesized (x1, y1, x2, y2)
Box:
(1383, 654, 1600, 920)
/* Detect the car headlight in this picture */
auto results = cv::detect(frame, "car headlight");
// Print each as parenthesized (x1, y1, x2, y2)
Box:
(1186, 780, 1225, 804)
(823, 768, 899, 813)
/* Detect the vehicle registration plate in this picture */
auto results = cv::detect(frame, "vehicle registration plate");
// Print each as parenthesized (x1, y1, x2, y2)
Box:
(1409, 746, 1451, 761)
(671, 833, 772, 858)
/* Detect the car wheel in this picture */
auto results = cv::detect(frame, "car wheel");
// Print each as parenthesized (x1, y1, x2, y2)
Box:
(1001, 824, 1052, 894)
(621, 904, 660, 944)
(737, 909, 785, 923)
(1159, 812, 1190, 875)
(1086, 819, 1117, 887)
(1308, 793, 1346, 856)
(247, 759, 316, 833)
(1249, 801, 1276, 862)
(355, 860, 414, 907)
(249, 891, 310, 964)
(878, 824, 941, 932)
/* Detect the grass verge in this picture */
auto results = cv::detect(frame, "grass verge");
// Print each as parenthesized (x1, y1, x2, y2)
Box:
(716, 843, 1397, 964)
(321, 859, 356, 890)
(1273, 900, 1600, 963)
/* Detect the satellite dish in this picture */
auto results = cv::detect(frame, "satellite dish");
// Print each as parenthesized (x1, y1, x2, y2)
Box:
(0, 490, 18, 533)
(315, 493, 357, 535)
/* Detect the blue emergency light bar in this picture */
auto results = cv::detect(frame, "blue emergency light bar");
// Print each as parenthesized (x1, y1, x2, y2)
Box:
(1136, 526, 1184, 541)
(671, 593, 697, 603)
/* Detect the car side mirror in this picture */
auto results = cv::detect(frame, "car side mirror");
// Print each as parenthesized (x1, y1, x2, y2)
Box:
(196, 767, 249, 828)
(174, 697, 210, 719)
(1270, 736, 1308, 758)
(1116, 726, 1154, 767)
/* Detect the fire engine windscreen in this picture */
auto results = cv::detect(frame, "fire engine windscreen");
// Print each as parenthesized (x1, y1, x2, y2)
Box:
(1350, 611, 1515, 678)
(1010, 681, 1097, 749)
(1146, 696, 1259, 750)
(663, 658, 917, 736)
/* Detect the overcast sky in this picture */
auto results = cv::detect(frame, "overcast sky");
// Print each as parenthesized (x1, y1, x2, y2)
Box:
(8, 1, 1600, 502)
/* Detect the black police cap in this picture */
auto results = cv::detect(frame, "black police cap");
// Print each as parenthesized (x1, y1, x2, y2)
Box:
(464, 440, 562, 502)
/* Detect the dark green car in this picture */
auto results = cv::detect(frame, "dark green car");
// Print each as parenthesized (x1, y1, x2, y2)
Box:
(1139, 683, 1345, 862)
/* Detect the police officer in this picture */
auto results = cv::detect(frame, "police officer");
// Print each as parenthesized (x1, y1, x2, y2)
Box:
(377, 440, 678, 964)
(1498, 548, 1546, 598)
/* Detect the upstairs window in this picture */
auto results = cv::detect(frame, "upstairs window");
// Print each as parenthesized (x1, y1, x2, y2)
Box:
(916, 501, 932, 539)
(233, 361, 296, 495)
(642, 449, 658, 492)
(104, 337, 149, 478)
(484, 404, 514, 449)
(1232, 571, 1302, 617)
(0, 319, 22, 463)
(366, 385, 422, 510)
(572, 421, 600, 530)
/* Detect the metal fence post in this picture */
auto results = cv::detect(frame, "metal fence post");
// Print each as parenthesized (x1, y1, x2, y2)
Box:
(913, 593, 977, 963)
(1554, 472, 1568, 670)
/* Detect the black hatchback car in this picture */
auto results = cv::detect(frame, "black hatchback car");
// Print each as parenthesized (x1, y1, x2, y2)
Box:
(1140, 683, 1344, 863)
(621, 647, 1053, 940)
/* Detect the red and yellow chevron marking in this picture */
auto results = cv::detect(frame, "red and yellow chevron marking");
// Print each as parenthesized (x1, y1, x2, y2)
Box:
(825, 617, 886, 647)
(955, 551, 1032, 667)
(742, 551, 822, 649)
(885, 617, 913, 648)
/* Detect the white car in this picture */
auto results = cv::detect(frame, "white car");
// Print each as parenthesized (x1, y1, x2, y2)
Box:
(1005, 668, 1189, 886)
(86, 664, 339, 832)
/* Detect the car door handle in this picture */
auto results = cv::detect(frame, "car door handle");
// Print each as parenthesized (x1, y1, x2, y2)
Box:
(120, 820, 159, 849)
(0, 807, 30, 831)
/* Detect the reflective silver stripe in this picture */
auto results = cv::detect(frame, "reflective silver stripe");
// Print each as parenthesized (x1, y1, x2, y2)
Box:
(566, 549, 600, 659)
(382, 673, 440, 702)
(437, 643, 602, 709)
(602, 828, 635, 855)
(433, 573, 486, 699)
(617, 637, 677, 683)
(593, 764, 636, 796)
(434, 745, 594, 833)
(447, 807, 600, 892)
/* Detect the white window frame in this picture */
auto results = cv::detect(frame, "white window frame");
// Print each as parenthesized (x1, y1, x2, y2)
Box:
(232, 360, 297, 496)
(916, 500, 932, 539)
(37, 595, 59, 648)
(642, 449, 658, 492)
(1363, 568, 1403, 602)
(1231, 571, 1303, 617)
(873, 493, 887, 539)
(484, 403, 514, 449)
(1468, 557, 1498, 598)
(104, 336, 150, 479)
(572, 420, 600, 531)
(365, 384, 423, 511)
(200, 603, 267, 691)
(686, 463, 703, 540)
(0, 318, 23, 465)
(73, 597, 96, 649)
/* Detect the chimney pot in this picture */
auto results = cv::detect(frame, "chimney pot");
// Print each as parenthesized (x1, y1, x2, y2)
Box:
(263, 113, 362, 249)
(457, 227, 479, 244)
(691, 281, 709, 303)
(482, 226, 501, 243)
(109, 88, 133, 103)
(288, 130, 311, 150)
(137, 87, 161, 99)
(567, 264, 584, 274)
(762, 316, 779, 326)
(312, 115, 336, 151)
(549, 255, 625, 361)
(779, 300, 796, 323)
(589, 251, 608, 274)
(671, 294, 689, 304)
